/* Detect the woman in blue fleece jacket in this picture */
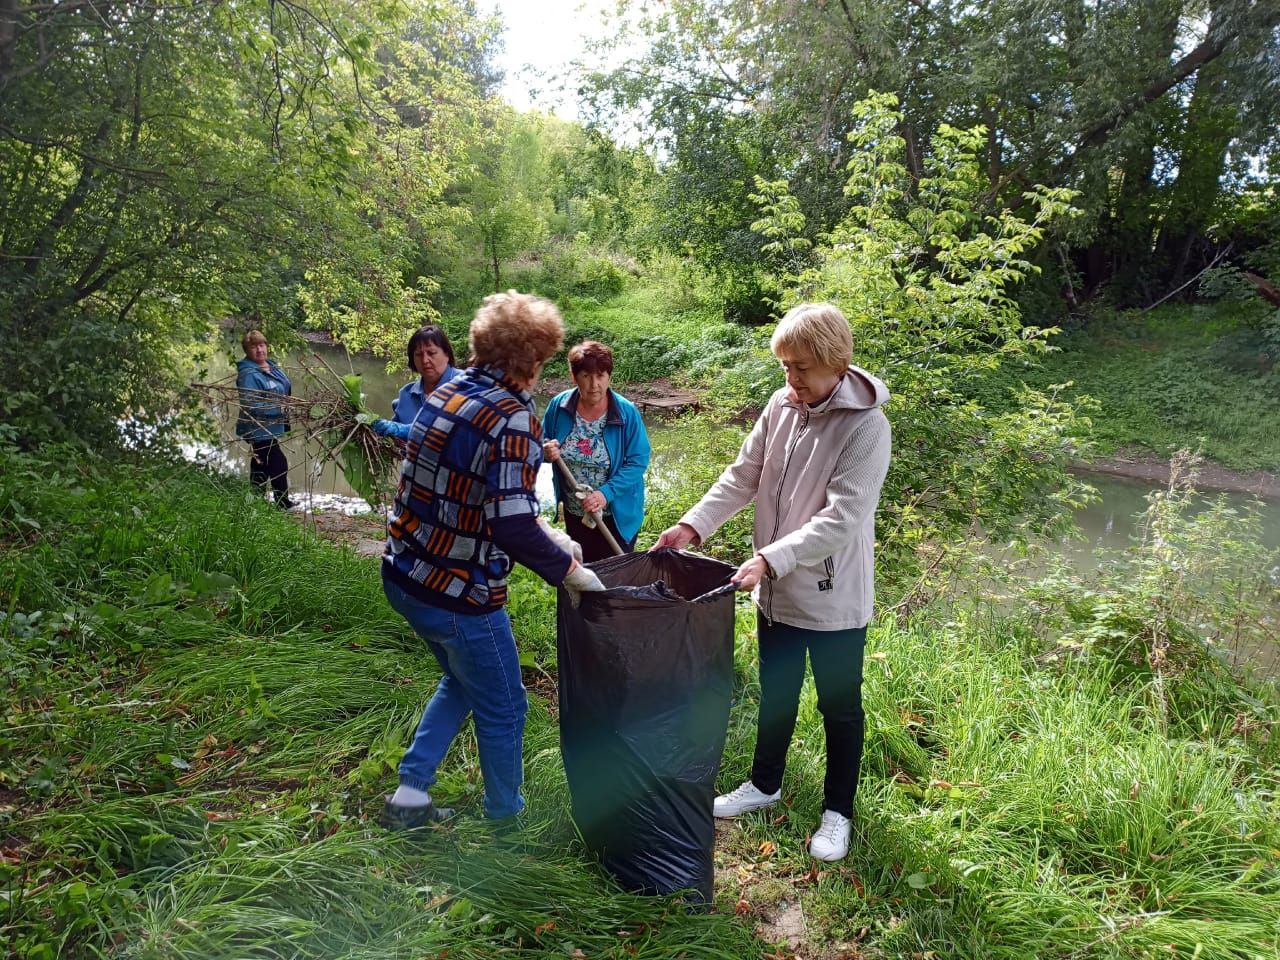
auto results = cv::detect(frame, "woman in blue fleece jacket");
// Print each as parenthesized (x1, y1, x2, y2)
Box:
(234, 330, 294, 509)
(542, 340, 650, 562)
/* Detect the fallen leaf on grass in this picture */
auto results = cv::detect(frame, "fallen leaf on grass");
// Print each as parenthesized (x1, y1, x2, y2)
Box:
(843, 870, 866, 897)
(785, 863, 820, 887)
(533, 921, 555, 936)
(734, 899, 753, 916)
(759, 840, 777, 856)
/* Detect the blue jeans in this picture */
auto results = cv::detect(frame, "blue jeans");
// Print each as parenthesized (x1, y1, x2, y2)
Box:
(382, 577, 528, 819)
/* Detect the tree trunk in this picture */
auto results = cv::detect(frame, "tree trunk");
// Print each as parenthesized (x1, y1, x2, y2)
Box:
(1153, 9, 1235, 293)
(1106, 7, 1181, 303)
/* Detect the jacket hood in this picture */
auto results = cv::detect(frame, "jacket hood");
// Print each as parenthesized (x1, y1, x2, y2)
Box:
(236, 357, 283, 374)
(783, 364, 889, 413)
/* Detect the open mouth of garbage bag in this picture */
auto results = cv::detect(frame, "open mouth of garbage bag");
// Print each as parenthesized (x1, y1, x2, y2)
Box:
(556, 548, 738, 904)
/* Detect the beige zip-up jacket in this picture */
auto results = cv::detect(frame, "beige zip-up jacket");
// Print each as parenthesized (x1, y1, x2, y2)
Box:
(681, 366, 891, 630)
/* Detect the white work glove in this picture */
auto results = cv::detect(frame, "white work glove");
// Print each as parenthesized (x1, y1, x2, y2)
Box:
(573, 485, 599, 529)
(563, 563, 606, 608)
(538, 517, 583, 562)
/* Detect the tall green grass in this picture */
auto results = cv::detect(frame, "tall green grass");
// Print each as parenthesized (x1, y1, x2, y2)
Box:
(968, 304, 1280, 471)
(438, 280, 751, 386)
(2, 443, 1278, 958)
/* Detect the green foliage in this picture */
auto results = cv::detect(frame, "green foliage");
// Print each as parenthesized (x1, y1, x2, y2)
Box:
(589, 0, 1280, 312)
(509, 237, 631, 303)
(722, 94, 1096, 583)
(441, 110, 661, 302)
(637, 415, 756, 559)
(1026, 451, 1280, 726)
(1200, 202, 1280, 364)
(0, 0, 490, 447)
(967, 303, 1280, 471)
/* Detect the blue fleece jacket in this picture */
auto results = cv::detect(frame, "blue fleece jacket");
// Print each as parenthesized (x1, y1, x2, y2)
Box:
(392, 366, 461, 426)
(234, 358, 291, 441)
(542, 388, 651, 543)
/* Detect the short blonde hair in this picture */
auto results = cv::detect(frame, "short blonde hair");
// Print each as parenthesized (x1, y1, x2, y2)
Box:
(770, 303, 852, 372)
(469, 290, 565, 381)
(241, 330, 267, 353)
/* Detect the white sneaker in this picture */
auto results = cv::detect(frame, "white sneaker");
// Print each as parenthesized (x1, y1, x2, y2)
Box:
(713, 780, 781, 818)
(809, 809, 851, 861)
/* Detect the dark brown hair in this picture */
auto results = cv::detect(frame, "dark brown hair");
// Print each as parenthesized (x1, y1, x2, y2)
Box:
(406, 324, 456, 373)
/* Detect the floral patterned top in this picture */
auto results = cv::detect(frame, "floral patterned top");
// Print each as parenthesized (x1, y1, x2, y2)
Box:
(561, 412, 612, 516)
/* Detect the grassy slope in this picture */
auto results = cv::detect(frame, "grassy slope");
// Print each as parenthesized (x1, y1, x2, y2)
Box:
(438, 284, 744, 387)
(3, 448, 1278, 959)
(969, 304, 1280, 472)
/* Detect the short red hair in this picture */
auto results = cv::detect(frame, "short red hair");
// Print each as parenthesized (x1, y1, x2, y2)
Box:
(568, 340, 614, 377)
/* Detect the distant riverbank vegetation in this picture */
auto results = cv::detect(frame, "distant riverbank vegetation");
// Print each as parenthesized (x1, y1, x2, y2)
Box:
(3, 0, 1278, 464)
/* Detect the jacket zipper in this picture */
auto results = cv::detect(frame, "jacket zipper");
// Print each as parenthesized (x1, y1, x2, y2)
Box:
(764, 408, 809, 624)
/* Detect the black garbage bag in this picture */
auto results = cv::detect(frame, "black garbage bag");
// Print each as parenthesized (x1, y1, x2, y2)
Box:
(557, 548, 738, 904)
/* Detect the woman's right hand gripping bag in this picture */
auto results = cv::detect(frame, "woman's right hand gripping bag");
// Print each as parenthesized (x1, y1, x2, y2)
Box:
(556, 548, 737, 906)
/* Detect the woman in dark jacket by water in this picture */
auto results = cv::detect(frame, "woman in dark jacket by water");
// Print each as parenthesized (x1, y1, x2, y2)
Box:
(235, 330, 294, 509)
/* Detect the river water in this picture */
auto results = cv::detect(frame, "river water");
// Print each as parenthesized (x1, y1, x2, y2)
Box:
(202, 341, 1280, 560)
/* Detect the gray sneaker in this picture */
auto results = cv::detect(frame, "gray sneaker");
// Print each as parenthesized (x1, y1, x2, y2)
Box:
(713, 780, 782, 818)
(379, 796, 455, 831)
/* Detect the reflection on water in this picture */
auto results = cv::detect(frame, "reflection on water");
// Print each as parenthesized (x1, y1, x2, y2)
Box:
(1066, 473, 1280, 564)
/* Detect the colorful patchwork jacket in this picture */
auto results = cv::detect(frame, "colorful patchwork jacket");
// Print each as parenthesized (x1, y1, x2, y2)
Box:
(382, 365, 573, 613)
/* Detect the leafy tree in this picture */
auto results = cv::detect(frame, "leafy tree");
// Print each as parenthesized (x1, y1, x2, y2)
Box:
(455, 109, 551, 292)
(0, 0, 489, 446)
(586, 0, 1280, 313)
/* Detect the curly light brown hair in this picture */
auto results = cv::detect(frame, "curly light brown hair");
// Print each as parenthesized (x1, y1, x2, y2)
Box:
(469, 290, 565, 381)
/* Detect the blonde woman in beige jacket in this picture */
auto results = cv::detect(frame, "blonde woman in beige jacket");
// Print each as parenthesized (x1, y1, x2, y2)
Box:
(653, 303, 891, 861)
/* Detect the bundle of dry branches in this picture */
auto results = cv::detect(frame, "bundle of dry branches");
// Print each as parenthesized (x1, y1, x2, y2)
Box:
(193, 353, 400, 508)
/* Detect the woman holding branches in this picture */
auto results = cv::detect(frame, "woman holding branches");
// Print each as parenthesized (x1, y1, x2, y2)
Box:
(234, 329, 295, 509)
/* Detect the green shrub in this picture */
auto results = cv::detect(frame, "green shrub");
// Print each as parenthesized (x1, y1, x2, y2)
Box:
(747, 93, 1094, 585)
(507, 239, 630, 303)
